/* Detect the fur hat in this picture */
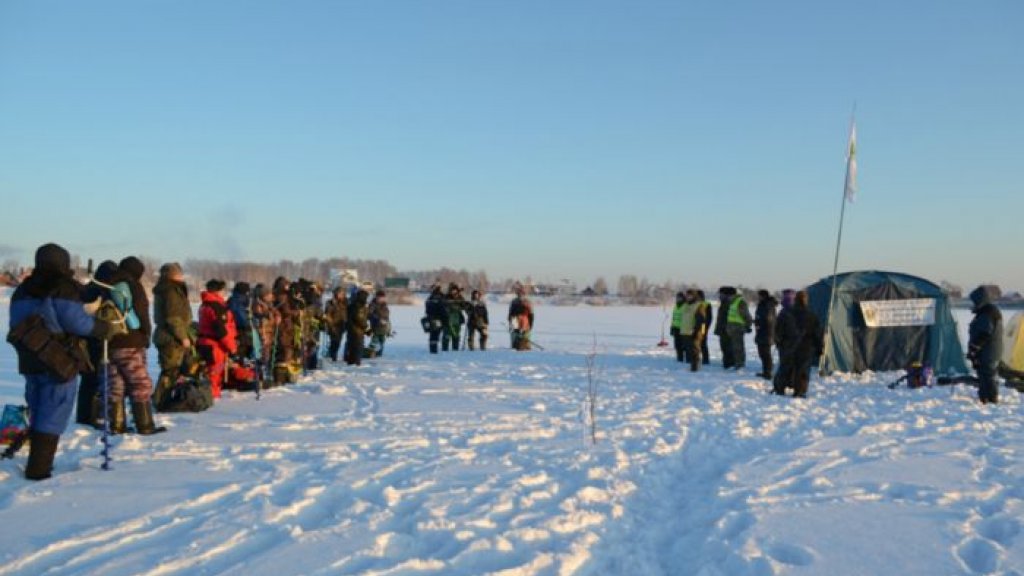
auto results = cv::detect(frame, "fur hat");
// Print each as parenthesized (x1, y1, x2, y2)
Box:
(159, 262, 183, 279)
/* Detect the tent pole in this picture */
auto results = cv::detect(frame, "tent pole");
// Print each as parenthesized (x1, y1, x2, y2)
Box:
(820, 108, 857, 376)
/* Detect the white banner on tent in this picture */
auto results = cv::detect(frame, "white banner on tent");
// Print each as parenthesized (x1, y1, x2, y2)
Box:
(860, 298, 936, 327)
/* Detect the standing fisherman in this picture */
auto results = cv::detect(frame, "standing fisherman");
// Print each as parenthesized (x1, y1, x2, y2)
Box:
(508, 283, 535, 351)
(8, 244, 124, 479)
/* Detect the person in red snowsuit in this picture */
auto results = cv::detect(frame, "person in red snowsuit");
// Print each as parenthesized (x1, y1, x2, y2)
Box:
(196, 279, 237, 399)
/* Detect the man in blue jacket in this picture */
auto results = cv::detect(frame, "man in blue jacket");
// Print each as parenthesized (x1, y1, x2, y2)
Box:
(8, 244, 123, 480)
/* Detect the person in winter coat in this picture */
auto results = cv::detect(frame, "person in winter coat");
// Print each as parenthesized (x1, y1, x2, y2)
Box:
(105, 256, 164, 435)
(670, 292, 687, 363)
(719, 287, 753, 370)
(271, 277, 299, 383)
(227, 282, 253, 360)
(323, 287, 348, 362)
(508, 284, 535, 351)
(677, 290, 705, 372)
(442, 283, 466, 351)
(754, 290, 778, 380)
(9, 243, 124, 480)
(772, 290, 796, 394)
(345, 288, 370, 365)
(425, 285, 446, 354)
(368, 290, 391, 357)
(968, 285, 1003, 404)
(298, 280, 323, 372)
(251, 283, 279, 376)
(151, 262, 192, 410)
(76, 260, 119, 427)
(697, 290, 712, 365)
(466, 290, 489, 351)
(714, 287, 735, 368)
(773, 290, 822, 398)
(197, 279, 237, 398)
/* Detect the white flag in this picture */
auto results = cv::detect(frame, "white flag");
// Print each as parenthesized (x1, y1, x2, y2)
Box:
(844, 122, 857, 202)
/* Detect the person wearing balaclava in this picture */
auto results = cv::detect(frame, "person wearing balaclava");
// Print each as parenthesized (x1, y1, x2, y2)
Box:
(967, 285, 1003, 404)
(8, 243, 124, 480)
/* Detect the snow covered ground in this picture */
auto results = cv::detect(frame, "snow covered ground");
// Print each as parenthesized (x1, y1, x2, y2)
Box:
(1, 295, 1022, 575)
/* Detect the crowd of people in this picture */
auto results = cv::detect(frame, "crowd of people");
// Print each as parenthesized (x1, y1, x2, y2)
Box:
(6, 242, 1006, 482)
(6, 244, 397, 481)
(669, 286, 822, 397)
(420, 281, 532, 354)
(670, 284, 1005, 403)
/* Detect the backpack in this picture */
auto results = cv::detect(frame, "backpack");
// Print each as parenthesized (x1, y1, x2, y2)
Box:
(108, 281, 141, 331)
(158, 372, 214, 413)
(1, 404, 29, 459)
(1, 404, 28, 447)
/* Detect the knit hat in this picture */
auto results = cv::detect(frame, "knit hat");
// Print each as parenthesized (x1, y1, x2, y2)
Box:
(34, 243, 71, 276)
(95, 260, 119, 284)
(233, 281, 251, 295)
(118, 256, 145, 280)
(206, 279, 227, 292)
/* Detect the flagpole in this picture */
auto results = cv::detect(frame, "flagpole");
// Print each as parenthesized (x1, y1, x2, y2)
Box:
(820, 106, 857, 376)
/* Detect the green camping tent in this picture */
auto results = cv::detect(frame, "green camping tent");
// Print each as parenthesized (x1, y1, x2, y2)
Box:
(809, 270, 969, 376)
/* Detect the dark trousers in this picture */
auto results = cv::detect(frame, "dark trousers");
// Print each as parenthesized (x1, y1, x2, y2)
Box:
(757, 342, 773, 378)
(236, 329, 253, 361)
(681, 335, 699, 371)
(725, 325, 747, 368)
(701, 332, 710, 365)
(327, 330, 343, 362)
(344, 332, 363, 366)
(793, 357, 813, 397)
(443, 328, 461, 351)
(978, 366, 999, 404)
(719, 334, 733, 368)
(775, 352, 811, 397)
(76, 370, 99, 425)
(429, 329, 442, 354)
(673, 333, 686, 362)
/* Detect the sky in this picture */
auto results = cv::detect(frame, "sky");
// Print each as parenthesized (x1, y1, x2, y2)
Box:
(1, 0, 1022, 291)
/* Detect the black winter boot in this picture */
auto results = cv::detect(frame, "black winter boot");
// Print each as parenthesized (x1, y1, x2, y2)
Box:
(25, 431, 60, 480)
(76, 374, 99, 425)
(89, 393, 106, 430)
(108, 399, 128, 435)
(131, 401, 167, 435)
(152, 373, 175, 411)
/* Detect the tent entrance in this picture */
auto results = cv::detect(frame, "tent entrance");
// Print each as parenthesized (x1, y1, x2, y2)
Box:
(851, 326, 930, 372)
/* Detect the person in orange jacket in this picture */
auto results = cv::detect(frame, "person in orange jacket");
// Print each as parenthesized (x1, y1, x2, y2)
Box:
(196, 279, 237, 399)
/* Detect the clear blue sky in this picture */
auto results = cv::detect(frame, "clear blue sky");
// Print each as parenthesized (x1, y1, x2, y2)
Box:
(2, 0, 1022, 291)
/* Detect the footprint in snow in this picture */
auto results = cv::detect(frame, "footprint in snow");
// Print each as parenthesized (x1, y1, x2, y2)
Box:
(717, 510, 755, 541)
(977, 516, 1021, 546)
(956, 537, 1001, 574)
(763, 541, 815, 567)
